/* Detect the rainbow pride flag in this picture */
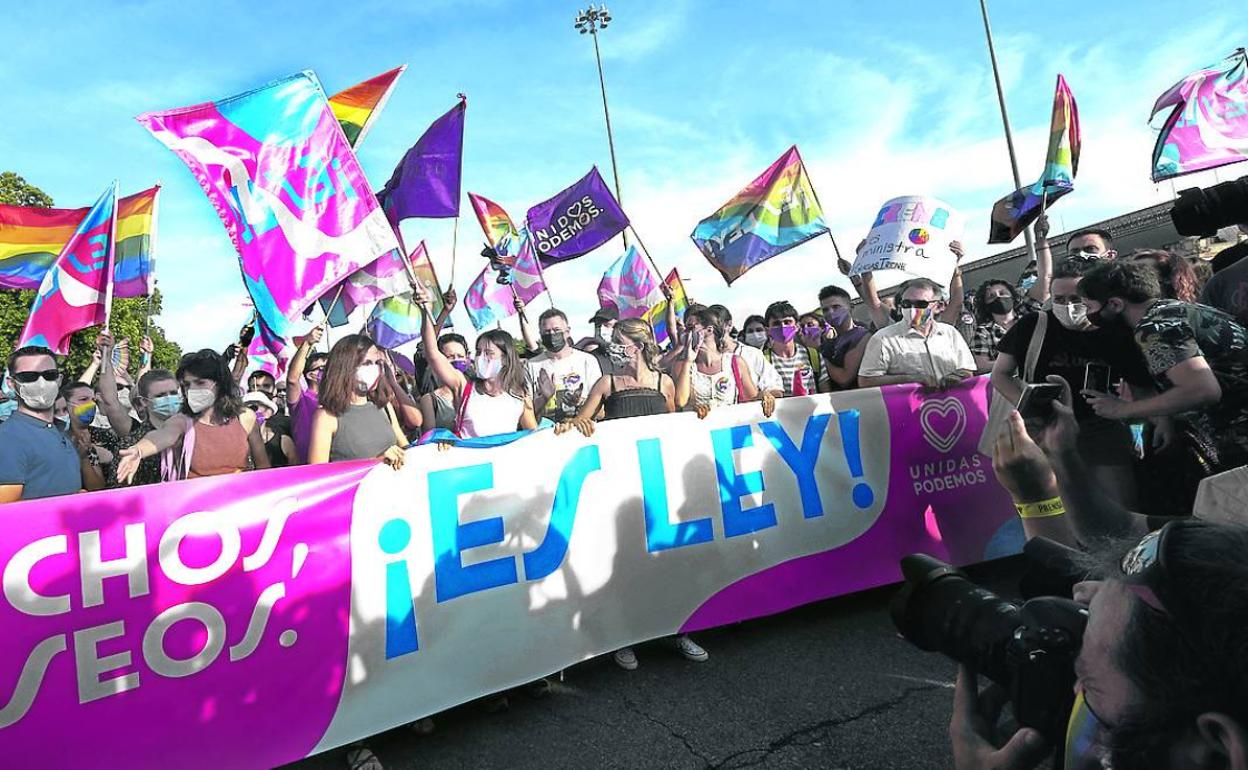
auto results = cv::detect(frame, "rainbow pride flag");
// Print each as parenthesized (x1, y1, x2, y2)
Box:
(0, 185, 159, 296)
(328, 65, 406, 148)
(989, 75, 1081, 243)
(469, 192, 524, 261)
(691, 146, 828, 285)
(367, 294, 425, 349)
(18, 182, 117, 354)
(642, 268, 688, 345)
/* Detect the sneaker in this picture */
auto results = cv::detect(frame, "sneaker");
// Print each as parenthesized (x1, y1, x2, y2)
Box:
(613, 647, 639, 670)
(674, 635, 708, 662)
(524, 678, 552, 699)
(407, 717, 435, 736)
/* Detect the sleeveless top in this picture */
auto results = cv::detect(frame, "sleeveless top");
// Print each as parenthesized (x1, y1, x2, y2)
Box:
(603, 373, 668, 421)
(188, 418, 250, 478)
(263, 428, 289, 468)
(431, 391, 457, 431)
(457, 382, 525, 438)
(329, 402, 397, 462)
(689, 356, 740, 411)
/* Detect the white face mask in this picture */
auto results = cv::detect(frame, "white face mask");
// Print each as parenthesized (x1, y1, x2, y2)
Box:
(1053, 302, 1091, 330)
(356, 363, 380, 391)
(474, 354, 502, 380)
(16, 378, 59, 411)
(743, 331, 767, 348)
(186, 386, 217, 415)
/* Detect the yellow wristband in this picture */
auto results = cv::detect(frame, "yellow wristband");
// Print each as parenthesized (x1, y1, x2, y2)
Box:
(1015, 497, 1065, 519)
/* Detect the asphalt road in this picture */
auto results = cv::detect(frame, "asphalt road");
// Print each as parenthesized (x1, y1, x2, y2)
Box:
(286, 557, 1027, 770)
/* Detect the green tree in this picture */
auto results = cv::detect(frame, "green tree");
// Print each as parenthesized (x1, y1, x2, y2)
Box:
(0, 172, 181, 379)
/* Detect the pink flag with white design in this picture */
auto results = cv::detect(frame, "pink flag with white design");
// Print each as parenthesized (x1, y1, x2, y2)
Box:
(18, 182, 117, 354)
(597, 246, 661, 319)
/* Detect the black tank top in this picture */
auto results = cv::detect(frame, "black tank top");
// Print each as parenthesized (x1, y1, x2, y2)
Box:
(603, 373, 669, 421)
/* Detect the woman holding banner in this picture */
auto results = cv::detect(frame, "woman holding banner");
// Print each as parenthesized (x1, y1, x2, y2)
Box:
(414, 285, 537, 438)
(674, 308, 766, 417)
(115, 349, 271, 482)
(307, 335, 408, 469)
(555, 317, 708, 669)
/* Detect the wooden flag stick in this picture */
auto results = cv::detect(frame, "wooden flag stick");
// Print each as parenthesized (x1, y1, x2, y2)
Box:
(625, 225, 666, 283)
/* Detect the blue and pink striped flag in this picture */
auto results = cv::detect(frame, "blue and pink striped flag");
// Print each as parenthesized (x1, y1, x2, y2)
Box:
(367, 293, 426, 349)
(463, 232, 545, 330)
(597, 246, 660, 319)
(319, 243, 415, 326)
(18, 182, 117, 354)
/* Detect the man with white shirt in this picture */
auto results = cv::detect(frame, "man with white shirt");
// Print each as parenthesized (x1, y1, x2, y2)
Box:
(857, 278, 975, 389)
(526, 308, 602, 422)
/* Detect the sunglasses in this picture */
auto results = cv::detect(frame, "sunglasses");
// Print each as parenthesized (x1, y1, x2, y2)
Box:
(12, 369, 58, 384)
(898, 299, 935, 309)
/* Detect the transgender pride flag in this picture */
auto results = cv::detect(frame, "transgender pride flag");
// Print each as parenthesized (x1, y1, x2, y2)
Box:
(597, 246, 660, 319)
(18, 182, 118, 354)
(463, 233, 545, 330)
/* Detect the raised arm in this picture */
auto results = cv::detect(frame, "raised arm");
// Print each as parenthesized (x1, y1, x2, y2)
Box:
(434, 287, 457, 335)
(137, 336, 154, 379)
(856, 271, 891, 331)
(514, 294, 539, 353)
(1029, 215, 1052, 303)
(79, 348, 102, 386)
(95, 331, 135, 438)
(940, 242, 965, 325)
(416, 286, 467, 394)
(286, 325, 324, 405)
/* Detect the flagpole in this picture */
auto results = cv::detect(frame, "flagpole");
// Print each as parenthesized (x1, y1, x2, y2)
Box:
(575, 5, 630, 250)
(624, 225, 666, 282)
(450, 215, 460, 286)
(144, 180, 162, 341)
(322, 283, 347, 352)
(102, 181, 120, 330)
(979, 0, 1038, 267)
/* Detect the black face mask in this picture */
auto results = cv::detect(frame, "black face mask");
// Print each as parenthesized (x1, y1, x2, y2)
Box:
(985, 296, 1014, 315)
(541, 330, 568, 353)
(1087, 305, 1124, 330)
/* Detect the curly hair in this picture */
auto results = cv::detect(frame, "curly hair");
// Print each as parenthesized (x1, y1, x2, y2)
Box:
(176, 349, 243, 423)
(1128, 249, 1200, 303)
(1077, 260, 1162, 305)
(973, 279, 1023, 324)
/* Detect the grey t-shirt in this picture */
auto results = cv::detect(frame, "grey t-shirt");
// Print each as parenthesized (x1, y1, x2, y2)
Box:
(329, 403, 398, 462)
(0, 412, 82, 500)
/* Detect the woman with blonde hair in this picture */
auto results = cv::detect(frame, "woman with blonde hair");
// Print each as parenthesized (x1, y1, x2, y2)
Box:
(557, 317, 675, 433)
(556, 317, 706, 671)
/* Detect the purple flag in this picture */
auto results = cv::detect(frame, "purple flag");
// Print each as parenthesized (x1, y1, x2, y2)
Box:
(525, 167, 629, 266)
(377, 97, 466, 221)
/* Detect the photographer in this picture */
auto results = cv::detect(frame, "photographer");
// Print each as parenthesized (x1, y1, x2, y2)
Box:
(949, 519, 1248, 770)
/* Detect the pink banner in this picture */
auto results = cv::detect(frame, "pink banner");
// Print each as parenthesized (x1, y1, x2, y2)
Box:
(0, 379, 1018, 768)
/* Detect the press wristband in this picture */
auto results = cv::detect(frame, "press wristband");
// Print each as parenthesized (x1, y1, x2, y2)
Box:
(1015, 496, 1065, 519)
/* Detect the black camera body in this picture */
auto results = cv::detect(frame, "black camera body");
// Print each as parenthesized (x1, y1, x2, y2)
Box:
(1171, 174, 1248, 237)
(890, 553, 1088, 744)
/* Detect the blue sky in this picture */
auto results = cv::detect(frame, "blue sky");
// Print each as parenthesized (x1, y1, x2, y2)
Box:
(2, 0, 1241, 351)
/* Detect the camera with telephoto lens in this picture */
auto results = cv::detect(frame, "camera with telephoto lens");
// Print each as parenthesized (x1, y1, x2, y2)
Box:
(1170, 175, 1248, 236)
(890, 548, 1089, 746)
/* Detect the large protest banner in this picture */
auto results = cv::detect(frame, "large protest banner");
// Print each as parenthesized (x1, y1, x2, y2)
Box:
(0, 378, 1019, 768)
(850, 195, 965, 287)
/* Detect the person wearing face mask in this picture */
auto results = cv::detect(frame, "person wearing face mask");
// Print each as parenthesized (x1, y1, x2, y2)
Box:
(306, 335, 407, 468)
(59, 380, 121, 487)
(968, 279, 1042, 373)
(286, 325, 326, 464)
(817, 285, 871, 391)
(525, 308, 602, 423)
(1064, 227, 1117, 263)
(243, 391, 298, 467)
(991, 261, 1152, 506)
(858, 278, 976, 389)
(419, 334, 471, 433)
(116, 349, 271, 483)
(675, 309, 770, 416)
(416, 286, 538, 438)
(763, 301, 827, 396)
(1077, 260, 1248, 473)
(707, 304, 783, 400)
(0, 346, 105, 501)
(740, 314, 768, 349)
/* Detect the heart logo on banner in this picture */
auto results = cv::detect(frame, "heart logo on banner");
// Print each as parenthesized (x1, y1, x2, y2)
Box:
(919, 396, 967, 454)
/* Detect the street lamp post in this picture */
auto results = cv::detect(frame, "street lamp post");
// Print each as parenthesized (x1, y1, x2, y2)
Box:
(574, 5, 624, 206)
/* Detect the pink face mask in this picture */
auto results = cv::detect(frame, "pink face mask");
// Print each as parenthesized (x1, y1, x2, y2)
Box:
(768, 326, 798, 344)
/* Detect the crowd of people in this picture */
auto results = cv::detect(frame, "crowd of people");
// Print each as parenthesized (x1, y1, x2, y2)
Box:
(1, 216, 1247, 769)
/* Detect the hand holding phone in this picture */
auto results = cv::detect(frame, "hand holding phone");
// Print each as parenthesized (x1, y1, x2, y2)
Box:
(1016, 383, 1065, 420)
(1084, 362, 1111, 394)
